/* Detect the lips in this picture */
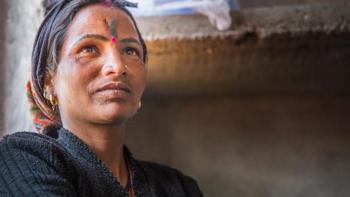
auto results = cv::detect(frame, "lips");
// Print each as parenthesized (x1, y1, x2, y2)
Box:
(95, 82, 131, 99)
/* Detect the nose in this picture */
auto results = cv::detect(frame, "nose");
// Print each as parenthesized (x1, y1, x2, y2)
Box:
(101, 48, 127, 77)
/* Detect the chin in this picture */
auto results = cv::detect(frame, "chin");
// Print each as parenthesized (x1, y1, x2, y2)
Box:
(96, 103, 137, 124)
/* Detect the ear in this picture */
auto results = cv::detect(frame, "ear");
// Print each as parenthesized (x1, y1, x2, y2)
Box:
(43, 70, 56, 98)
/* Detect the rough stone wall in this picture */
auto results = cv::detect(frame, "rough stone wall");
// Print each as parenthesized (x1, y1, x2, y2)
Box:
(2, 0, 43, 135)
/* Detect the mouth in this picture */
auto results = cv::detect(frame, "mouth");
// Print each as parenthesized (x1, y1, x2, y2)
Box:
(95, 82, 131, 99)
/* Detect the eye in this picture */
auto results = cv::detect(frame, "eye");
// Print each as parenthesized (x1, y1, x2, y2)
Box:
(123, 47, 140, 58)
(81, 45, 98, 53)
(78, 45, 99, 56)
(75, 45, 100, 61)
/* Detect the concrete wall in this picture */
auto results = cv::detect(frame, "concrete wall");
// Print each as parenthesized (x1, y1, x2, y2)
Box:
(1, 0, 43, 135)
(0, 1, 8, 132)
(126, 96, 350, 196)
(128, 2, 350, 196)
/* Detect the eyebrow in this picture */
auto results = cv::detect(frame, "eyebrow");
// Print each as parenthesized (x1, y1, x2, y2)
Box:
(71, 34, 142, 48)
(119, 38, 142, 46)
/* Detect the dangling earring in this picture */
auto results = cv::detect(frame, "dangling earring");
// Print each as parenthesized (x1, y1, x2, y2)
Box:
(138, 101, 142, 110)
(46, 93, 58, 111)
(44, 88, 58, 111)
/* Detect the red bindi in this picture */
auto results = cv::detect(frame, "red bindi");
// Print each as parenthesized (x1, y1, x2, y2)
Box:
(111, 37, 117, 43)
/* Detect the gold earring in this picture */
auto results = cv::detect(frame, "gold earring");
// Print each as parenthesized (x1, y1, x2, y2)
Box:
(138, 101, 142, 110)
(49, 94, 58, 111)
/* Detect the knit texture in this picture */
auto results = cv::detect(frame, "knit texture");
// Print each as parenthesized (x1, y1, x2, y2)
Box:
(0, 128, 202, 197)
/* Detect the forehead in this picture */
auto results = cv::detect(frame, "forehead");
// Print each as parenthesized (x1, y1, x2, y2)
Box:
(65, 4, 138, 39)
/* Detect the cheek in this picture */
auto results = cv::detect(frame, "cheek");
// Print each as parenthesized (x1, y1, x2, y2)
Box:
(55, 61, 98, 104)
(133, 66, 147, 97)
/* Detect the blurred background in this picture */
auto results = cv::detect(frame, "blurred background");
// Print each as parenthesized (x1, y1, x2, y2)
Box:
(0, 0, 350, 196)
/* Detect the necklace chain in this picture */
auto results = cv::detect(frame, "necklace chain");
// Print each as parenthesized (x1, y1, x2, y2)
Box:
(125, 156, 134, 197)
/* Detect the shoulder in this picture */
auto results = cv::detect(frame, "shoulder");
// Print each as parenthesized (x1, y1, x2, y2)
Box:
(0, 131, 75, 175)
(138, 161, 203, 197)
(1, 131, 60, 146)
(0, 132, 77, 196)
(0, 131, 68, 162)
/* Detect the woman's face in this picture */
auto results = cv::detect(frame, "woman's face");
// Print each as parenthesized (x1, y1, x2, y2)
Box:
(51, 4, 146, 126)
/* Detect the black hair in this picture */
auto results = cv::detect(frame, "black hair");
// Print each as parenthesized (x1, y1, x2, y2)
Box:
(31, 0, 147, 108)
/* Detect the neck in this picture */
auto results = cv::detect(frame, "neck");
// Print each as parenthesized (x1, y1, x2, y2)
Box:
(62, 119, 129, 187)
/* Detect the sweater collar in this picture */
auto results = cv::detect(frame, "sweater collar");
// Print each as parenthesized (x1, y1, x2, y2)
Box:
(56, 127, 151, 197)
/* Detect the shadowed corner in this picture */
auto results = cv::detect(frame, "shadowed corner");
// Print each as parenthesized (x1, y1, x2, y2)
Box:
(0, 1, 8, 137)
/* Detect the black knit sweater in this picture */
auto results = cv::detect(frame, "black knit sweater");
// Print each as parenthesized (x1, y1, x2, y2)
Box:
(0, 127, 202, 197)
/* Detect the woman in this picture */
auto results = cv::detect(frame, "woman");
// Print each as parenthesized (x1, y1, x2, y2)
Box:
(0, 0, 202, 196)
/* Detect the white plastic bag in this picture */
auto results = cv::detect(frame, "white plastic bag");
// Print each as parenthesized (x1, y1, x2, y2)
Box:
(194, 0, 234, 31)
(131, 0, 239, 31)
